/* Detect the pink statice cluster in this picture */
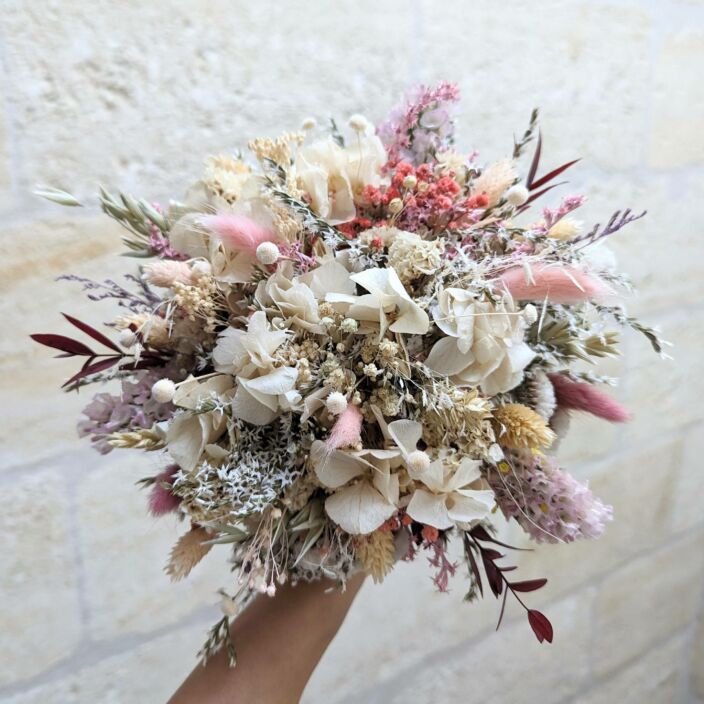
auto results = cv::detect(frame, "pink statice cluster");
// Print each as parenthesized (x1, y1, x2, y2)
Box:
(489, 457, 613, 544)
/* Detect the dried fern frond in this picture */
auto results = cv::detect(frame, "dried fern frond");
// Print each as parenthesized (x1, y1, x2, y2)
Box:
(356, 530, 395, 584)
(492, 403, 556, 451)
(165, 526, 213, 582)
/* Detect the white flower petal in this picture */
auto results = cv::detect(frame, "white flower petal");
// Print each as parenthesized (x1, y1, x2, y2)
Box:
(406, 489, 453, 529)
(411, 459, 446, 491)
(231, 384, 277, 425)
(243, 366, 298, 395)
(425, 337, 471, 376)
(325, 481, 396, 535)
(166, 411, 226, 471)
(172, 374, 233, 410)
(212, 328, 248, 374)
(312, 443, 367, 489)
(446, 457, 483, 492)
(299, 260, 356, 298)
(447, 490, 496, 523)
(387, 419, 423, 457)
(372, 465, 400, 505)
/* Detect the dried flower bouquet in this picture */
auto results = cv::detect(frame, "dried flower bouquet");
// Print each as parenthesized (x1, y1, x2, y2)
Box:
(33, 83, 664, 662)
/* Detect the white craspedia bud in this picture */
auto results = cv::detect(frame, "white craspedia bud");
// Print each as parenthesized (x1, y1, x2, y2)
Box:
(388, 198, 404, 214)
(220, 595, 238, 619)
(506, 184, 530, 206)
(522, 303, 538, 325)
(266, 584, 276, 597)
(256, 241, 280, 265)
(402, 174, 417, 189)
(348, 114, 370, 133)
(301, 117, 317, 130)
(406, 450, 431, 474)
(326, 392, 348, 416)
(118, 328, 137, 349)
(190, 259, 212, 278)
(151, 378, 176, 404)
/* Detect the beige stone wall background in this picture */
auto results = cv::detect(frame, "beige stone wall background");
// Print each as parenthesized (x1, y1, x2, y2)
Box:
(1, 0, 703, 701)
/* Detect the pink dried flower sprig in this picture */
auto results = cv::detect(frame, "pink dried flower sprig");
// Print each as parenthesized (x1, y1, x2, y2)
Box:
(377, 81, 461, 166)
(489, 459, 613, 544)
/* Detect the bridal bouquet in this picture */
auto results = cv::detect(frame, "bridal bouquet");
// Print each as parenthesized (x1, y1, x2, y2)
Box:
(34, 83, 664, 662)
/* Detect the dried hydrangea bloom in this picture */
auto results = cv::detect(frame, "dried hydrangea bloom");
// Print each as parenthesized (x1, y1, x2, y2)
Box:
(425, 289, 535, 395)
(387, 231, 444, 284)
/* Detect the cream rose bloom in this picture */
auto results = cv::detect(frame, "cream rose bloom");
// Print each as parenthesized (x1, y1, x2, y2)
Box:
(383, 418, 495, 530)
(326, 267, 429, 339)
(255, 260, 356, 333)
(212, 311, 300, 425)
(294, 130, 386, 225)
(406, 454, 496, 530)
(425, 289, 534, 395)
(165, 375, 234, 471)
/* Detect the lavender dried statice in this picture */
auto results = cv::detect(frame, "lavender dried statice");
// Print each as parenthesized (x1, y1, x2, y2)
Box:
(377, 82, 460, 165)
(78, 370, 175, 453)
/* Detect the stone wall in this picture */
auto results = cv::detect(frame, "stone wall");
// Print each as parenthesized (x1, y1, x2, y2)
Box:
(1, 1, 702, 702)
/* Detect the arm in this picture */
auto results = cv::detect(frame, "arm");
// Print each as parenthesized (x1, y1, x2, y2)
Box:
(168, 573, 365, 704)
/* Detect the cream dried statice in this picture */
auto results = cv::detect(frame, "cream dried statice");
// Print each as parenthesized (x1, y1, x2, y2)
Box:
(173, 414, 304, 523)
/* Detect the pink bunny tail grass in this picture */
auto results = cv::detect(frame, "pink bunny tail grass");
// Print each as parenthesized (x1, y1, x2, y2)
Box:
(548, 373, 631, 423)
(497, 264, 612, 304)
(326, 404, 363, 452)
(200, 213, 276, 254)
(148, 465, 181, 517)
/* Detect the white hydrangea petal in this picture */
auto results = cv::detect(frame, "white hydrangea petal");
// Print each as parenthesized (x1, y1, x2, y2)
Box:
(387, 419, 423, 457)
(312, 445, 367, 489)
(386, 268, 430, 334)
(169, 214, 210, 258)
(371, 464, 400, 505)
(166, 411, 226, 471)
(406, 489, 453, 529)
(243, 366, 298, 395)
(446, 457, 483, 492)
(231, 384, 277, 425)
(425, 337, 471, 376)
(411, 459, 446, 491)
(299, 260, 356, 297)
(212, 328, 248, 374)
(447, 489, 496, 523)
(350, 267, 390, 298)
(172, 374, 233, 410)
(325, 481, 396, 535)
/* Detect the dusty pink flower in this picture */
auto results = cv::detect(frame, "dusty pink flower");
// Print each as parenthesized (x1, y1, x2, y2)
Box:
(489, 457, 612, 544)
(496, 263, 611, 304)
(549, 374, 631, 422)
(148, 465, 181, 516)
